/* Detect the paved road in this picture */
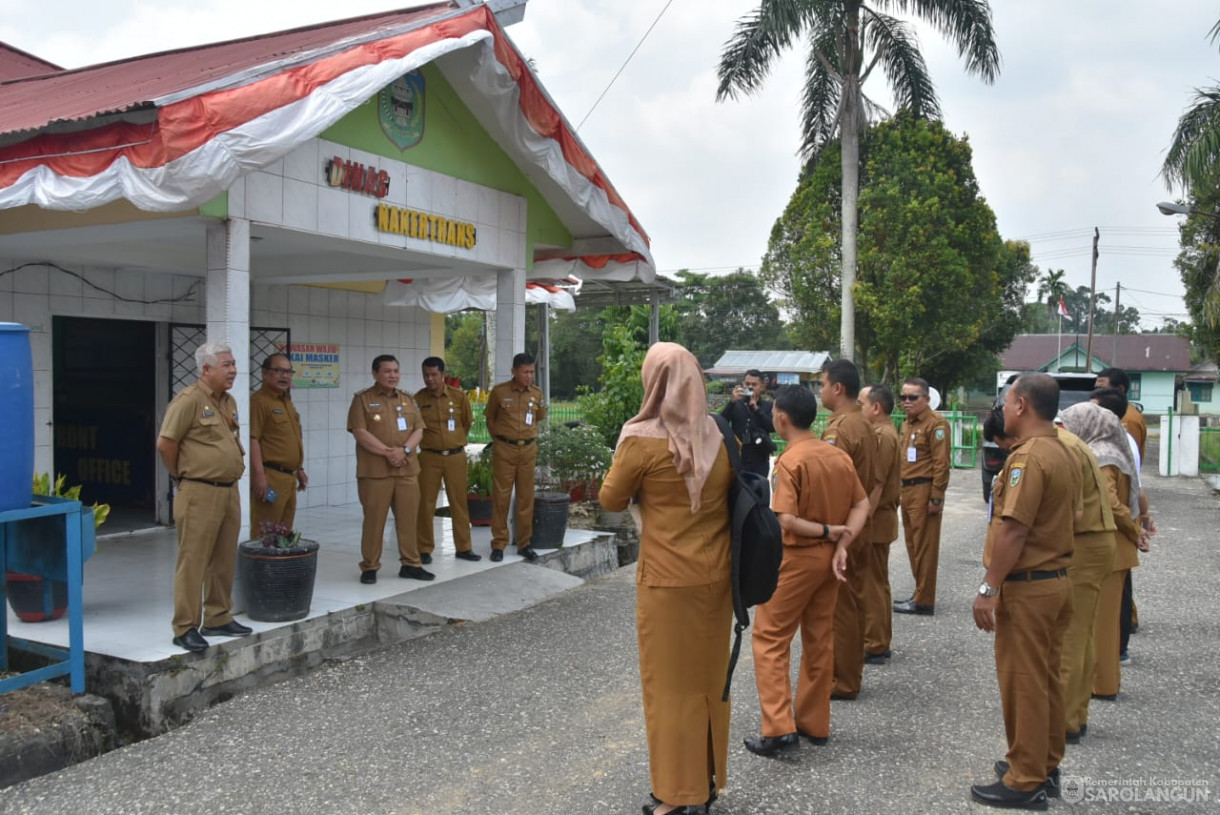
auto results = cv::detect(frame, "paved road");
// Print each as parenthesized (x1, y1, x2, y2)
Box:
(2, 469, 1217, 814)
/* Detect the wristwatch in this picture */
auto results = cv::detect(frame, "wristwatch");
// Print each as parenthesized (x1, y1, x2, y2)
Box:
(978, 581, 998, 598)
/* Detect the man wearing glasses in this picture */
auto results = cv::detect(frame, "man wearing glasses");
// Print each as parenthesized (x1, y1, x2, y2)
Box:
(893, 377, 951, 616)
(250, 353, 307, 532)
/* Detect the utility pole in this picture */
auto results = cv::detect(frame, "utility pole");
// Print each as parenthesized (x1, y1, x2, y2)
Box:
(1085, 227, 1099, 372)
(1112, 282, 1121, 365)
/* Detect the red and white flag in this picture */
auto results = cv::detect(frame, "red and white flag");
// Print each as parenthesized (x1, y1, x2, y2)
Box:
(1058, 297, 1070, 318)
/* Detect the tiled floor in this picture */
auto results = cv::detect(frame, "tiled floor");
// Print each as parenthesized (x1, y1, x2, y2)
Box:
(5, 503, 600, 664)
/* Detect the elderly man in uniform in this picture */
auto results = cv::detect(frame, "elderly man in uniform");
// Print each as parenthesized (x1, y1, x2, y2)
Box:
(484, 353, 547, 562)
(893, 377, 951, 616)
(156, 341, 252, 653)
(819, 360, 879, 700)
(859, 384, 901, 664)
(347, 354, 434, 585)
(249, 353, 307, 532)
(413, 356, 480, 563)
(971, 373, 1082, 811)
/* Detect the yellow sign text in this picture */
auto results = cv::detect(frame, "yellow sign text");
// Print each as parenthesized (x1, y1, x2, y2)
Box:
(376, 204, 477, 249)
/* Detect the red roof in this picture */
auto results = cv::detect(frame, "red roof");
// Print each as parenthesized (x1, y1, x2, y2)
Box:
(0, 43, 62, 82)
(0, 3, 453, 137)
(1000, 334, 1191, 373)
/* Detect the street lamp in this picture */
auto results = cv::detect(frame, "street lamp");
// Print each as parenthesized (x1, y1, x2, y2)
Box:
(1157, 201, 1220, 327)
(1157, 201, 1220, 219)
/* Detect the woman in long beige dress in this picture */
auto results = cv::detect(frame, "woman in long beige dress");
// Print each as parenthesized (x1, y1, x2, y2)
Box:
(599, 342, 733, 815)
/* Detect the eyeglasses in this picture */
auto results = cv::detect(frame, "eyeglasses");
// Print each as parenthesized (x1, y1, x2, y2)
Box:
(898, 394, 923, 402)
(267, 367, 295, 375)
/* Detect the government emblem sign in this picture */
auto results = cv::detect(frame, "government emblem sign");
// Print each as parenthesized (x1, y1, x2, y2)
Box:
(378, 71, 425, 150)
(1009, 467, 1023, 488)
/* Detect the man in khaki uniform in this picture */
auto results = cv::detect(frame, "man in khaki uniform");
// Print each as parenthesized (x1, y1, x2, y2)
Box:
(484, 353, 547, 562)
(894, 377, 951, 615)
(413, 356, 480, 563)
(156, 341, 251, 653)
(971, 374, 1082, 811)
(819, 360, 878, 700)
(745, 386, 869, 757)
(249, 353, 307, 533)
(347, 354, 434, 585)
(1095, 367, 1147, 460)
(859, 384, 901, 664)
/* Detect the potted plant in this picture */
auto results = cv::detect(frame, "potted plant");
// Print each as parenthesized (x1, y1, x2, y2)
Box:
(531, 424, 614, 550)
(5, 474, 110, 623)
(237, 521, 319, 622)
(466, 446, 494, 527)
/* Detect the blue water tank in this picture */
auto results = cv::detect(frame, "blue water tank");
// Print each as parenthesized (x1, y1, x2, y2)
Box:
(0, 323, 34, 512)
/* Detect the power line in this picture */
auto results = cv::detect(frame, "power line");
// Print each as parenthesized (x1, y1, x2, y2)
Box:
(576, 0, 678, 131)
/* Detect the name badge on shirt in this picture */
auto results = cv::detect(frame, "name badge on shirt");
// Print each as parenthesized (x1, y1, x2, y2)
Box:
(397, 417, 408, 431)
(907, 447, 917, 463)
(448, 419, 456, 432)
(525, 412, 534, 426)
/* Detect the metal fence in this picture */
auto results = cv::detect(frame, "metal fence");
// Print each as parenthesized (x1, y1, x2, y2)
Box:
(1200, 426, 1220, 474)
(468, 403, 584, 443)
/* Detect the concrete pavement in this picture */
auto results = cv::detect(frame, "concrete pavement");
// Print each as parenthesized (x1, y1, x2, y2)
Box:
(1, 469, 1217, 814)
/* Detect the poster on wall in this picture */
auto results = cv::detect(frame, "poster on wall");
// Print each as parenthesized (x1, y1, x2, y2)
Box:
(379, 71, 425, 150)
(283, 343, 341, 389)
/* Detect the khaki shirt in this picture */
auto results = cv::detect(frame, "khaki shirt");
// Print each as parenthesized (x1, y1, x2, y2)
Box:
(159, 382, 245, 482)
(899, 409, 952, 499)
(1056, 427, 1115, 535)
(823, 405, 879, 499)
(771, 436, 867, 548)
(1122, 403, 1147, 463)
(871, 422, 903, 544)
(599, 435, 732, 587)
(250, 387, 303, 470)
(484, 380, 547, 441)
(347, 386, 423, 478)
(413, 385, 473, 450)
(984, 428, 1081, 574)
(1104, 465, 1142, 571)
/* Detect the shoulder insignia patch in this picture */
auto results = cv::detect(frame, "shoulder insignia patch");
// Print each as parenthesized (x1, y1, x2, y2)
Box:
(826, 438, 836, 445)
(1009, 467, 1023, 488)
(935, 428, 945, 441)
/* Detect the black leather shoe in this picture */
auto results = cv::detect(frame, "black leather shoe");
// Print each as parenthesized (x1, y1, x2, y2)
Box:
(1091, 692, 1117, 701)
(642, 805, 707, 814)
(893, 599, 934, 615)
(971, 780, 1048, 810)
(489, 549, 504, 562)
(200, 620, 253, 637)
(994, 762, 1060, 798)
(360, 570, 377, 584)
(1079, 723, 1088, 736)
(796, 728, 829, 745)
(518, 546, 539, 562)
(830, 691, 857, 700)
(743, 732, 799, 757)
(172, 628, 209, 653)
(454, 550, 482, 561)
(420, 552, 433, 564)
(399, 565, 436, 581)
(864, 651, 891, 665)
(1065, 730, 1081, 744)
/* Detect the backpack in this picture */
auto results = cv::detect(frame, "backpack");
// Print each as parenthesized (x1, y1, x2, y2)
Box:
(712, 413, 784, 701)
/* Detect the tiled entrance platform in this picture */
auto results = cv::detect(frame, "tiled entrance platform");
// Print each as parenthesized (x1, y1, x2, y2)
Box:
(5, 504, 618, 736)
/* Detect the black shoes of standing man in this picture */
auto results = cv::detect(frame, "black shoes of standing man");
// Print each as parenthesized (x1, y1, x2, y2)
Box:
(893, 598, 935, 615)
(970, 761, 1060, 810)
(174, 619, 253, 653)
(743, 732, 800, 757)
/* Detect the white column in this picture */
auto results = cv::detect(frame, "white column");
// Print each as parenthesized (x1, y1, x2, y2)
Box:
(494, 267, 526, 384)
(206, 218, 252, 537)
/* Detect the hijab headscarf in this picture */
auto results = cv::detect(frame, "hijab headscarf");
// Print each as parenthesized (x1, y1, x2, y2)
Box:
(1060, 401, 1139, 513)
(617, 342, 721, 512)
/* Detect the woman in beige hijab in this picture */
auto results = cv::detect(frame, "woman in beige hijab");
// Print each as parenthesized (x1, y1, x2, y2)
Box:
(600, 342, 734, 815)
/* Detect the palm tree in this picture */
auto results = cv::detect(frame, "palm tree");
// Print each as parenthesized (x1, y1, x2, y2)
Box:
(1036, 268, 1070, 318)
(716, 0, 1000, 361)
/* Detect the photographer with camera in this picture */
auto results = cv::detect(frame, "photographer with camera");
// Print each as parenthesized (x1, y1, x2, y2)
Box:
(720, 369, 776, 480)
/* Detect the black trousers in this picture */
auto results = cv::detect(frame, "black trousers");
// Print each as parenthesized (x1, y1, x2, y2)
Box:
(1119, 571, 1134, 655)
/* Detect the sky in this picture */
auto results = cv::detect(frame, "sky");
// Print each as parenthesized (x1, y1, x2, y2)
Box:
(3, 0, 1217, 329)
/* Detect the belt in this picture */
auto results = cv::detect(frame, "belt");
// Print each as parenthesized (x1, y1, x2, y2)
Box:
(1005, 568, 1068, 583)
(901, 477, 933, 487)
(264, 463, 298, 475)
(495, 436, 535, 447)
(422, 447, 466, 456)
(179, 476, 236, 488)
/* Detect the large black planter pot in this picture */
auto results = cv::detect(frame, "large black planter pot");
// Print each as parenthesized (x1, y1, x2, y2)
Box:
(237, 539, 319, 622)
(467, 494, 493, 527)
(4, 572, 67, 622)
(531, 492, 571, 550)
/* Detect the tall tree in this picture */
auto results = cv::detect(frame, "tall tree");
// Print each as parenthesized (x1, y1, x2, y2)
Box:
(1035, 268, 1070, 317)
(761, 114, 1031, 389)
(673, 269, 791, 368)
(716, 0, 1000, 362)
(1171, 182, 1220, 363)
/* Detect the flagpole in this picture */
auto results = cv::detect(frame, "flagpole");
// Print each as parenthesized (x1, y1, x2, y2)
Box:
(1057, 308, 1062, 372)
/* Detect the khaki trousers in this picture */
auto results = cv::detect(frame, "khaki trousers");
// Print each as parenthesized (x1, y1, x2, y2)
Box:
(1061, 531, 1116, 732)
(357, 475, 421, 572)
(995, 576, 1073, 792)
(491, 440, 536, 550)
(172, 481, 240, 636)
(861, 541, 893, 655)
(1093, 568, 1129, 697)
(833, 533, 869, 697)
(249, 467, 297, 534)
(752, 544, 839, 738)
(417, 451, 473, 554)
(901, 483, 942, 606)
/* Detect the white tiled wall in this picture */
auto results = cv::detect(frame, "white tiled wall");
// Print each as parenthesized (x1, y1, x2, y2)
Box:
(0, 260, 433, 510)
